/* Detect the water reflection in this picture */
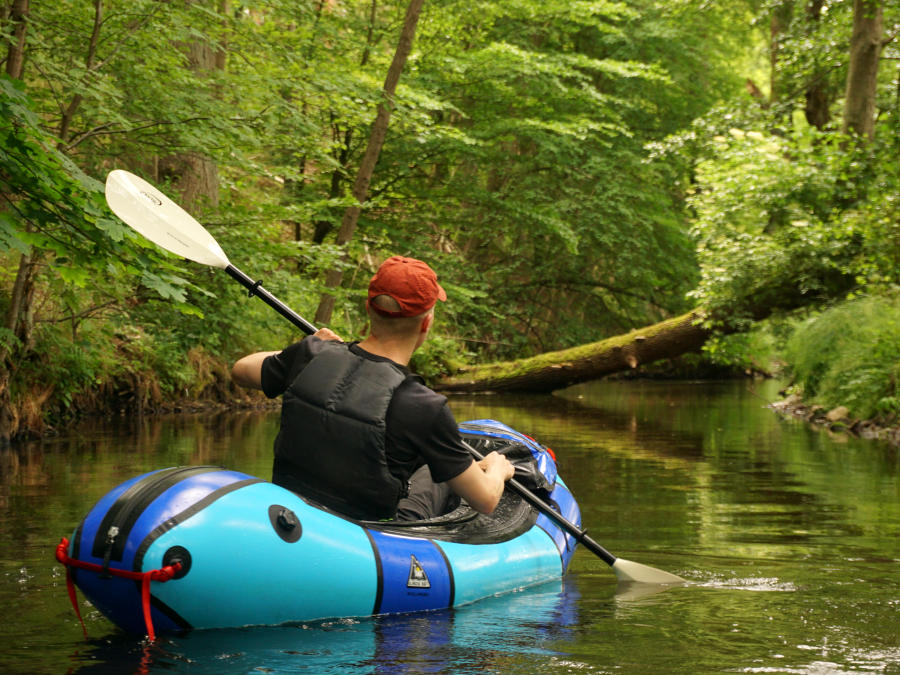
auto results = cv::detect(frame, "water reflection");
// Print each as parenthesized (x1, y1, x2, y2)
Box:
(66, 579, 580, 674)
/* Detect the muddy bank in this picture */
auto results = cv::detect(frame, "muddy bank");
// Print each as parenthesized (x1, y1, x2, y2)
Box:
(769, 394, 900, 446)
(2, 376, 277, 445)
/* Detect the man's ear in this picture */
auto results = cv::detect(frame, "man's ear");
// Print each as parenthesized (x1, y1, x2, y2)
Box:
(420, 313, 434, 333)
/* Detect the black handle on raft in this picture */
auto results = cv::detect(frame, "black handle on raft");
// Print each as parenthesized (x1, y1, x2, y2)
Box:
(225, 264, 317, 335)
(464, 442, 618, 566)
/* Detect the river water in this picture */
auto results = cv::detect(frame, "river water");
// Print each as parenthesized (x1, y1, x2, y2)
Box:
(1, 379, 898, 674)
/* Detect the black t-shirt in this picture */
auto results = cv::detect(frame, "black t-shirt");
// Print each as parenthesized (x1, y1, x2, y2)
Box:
(260, 337, 473, 484)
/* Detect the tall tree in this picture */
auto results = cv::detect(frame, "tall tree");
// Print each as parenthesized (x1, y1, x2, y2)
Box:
(314, 0, 426, 325)
(769, 0, 795, 105)
(804, 0, 833, 129)
(158, 0, 227, 211)
(843, 0, 885, 139)
(2, 0, 34, 443)
(4, 0, 27, 79)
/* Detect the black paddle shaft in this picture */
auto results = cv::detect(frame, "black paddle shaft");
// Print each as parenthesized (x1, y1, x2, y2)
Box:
(464, 442, 617, 566)
(225, 264, 317, 336)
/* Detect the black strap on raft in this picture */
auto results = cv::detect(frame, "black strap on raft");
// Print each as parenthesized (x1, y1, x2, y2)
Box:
(55, 537, 181, 642)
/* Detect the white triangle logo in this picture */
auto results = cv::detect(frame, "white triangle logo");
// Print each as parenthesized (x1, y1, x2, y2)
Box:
(407, 555, 431, 588)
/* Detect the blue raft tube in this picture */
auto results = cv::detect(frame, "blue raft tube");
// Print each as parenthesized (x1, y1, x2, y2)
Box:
(55, 419, 581, 639)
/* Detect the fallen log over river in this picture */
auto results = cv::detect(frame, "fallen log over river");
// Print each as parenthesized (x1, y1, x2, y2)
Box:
(434, 310, 712, 394)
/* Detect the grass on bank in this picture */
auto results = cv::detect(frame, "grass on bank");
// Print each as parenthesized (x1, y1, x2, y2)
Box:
(783, 293, 900, 424)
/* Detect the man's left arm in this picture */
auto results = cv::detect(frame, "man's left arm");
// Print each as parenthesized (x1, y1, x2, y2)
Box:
(446, 452, 514, 514)
(422, 402, 514, 515)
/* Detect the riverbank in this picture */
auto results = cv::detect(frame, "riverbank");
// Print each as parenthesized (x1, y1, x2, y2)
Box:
(769, 394, 900, 446)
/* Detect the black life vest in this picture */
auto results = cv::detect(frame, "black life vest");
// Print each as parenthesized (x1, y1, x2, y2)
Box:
(272, 341, 410, 520)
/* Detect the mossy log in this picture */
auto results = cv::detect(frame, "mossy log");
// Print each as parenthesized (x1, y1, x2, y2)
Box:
(434, 310, 712, 393)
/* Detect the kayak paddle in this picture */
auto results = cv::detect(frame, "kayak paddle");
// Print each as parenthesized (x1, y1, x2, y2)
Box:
(465, 443, 683, 584)
(105, 169, 316, 335)
(104, 169, 684, 586)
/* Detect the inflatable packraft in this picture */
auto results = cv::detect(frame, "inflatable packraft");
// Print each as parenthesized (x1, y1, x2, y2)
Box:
(55, 420, 580, 638)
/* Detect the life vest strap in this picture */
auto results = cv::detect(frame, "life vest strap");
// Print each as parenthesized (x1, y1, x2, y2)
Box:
(54, 537, 181, 642)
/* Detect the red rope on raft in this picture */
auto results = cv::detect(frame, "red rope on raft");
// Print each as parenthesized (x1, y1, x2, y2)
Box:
(55, 537, 181, 642)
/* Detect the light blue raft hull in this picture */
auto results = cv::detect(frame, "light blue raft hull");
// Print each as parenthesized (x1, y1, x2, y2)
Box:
(65, 420, 581, 634)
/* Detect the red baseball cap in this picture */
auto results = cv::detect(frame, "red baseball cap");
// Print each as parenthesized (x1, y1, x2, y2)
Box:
(368, 256, 447, 317)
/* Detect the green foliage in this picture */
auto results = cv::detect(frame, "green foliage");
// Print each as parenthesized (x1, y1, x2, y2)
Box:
(20, 326, 108, 413)
(0, 75, 220, 430)
(702, 328, 779, 374)
(683, 114, 898, 329)
(363, 0, 750, 358)
(0, 76, 201, 303)
(784, 294, 900, 421)
(409, 334, 471, 382)
(16, 0, 897, 436)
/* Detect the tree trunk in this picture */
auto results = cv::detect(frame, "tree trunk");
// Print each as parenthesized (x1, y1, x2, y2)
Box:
(57, 0, 102, 145)
(311, 140, 353, 244)
(768, 1, 794, 104)
(160, 154, 220, 211)
(311, 1, 379, 246)
(804, 0, 832, 129)
(314, 0, 426, 325)
(0, 0, 31, 445)
(158, 0, 224, 211)
(434, 310, 713, 393)
(843, 0, 884, 139)
(4, 0, 28, 79)
(2, 0, 36, 344)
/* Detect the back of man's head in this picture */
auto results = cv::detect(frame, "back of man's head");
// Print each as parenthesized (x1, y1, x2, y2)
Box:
(367, 294, 429, 337)
(367, 256, 446, 317)
(366, 256, 447, 339)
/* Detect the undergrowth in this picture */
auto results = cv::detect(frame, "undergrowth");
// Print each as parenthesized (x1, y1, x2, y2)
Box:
(7, 316, 251, 438)
(784, 293, 900, 422)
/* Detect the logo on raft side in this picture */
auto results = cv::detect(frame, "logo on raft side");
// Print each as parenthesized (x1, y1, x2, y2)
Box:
(406, 555, 430, 588)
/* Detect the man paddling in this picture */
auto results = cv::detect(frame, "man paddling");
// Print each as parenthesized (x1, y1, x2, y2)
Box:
(231, 255, 515, 521)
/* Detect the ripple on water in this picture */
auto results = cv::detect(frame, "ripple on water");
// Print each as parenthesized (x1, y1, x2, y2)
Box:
(695, 575, 799, 592)
(738, 662, 851, 674)
(737, 647, 900, 674)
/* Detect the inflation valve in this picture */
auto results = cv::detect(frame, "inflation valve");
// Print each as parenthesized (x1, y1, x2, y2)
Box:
(268, 504, 302, 543)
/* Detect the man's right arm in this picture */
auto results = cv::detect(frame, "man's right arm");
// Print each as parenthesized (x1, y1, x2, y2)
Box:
(231, 351, 278, 390)
(231, 329, 342, 391)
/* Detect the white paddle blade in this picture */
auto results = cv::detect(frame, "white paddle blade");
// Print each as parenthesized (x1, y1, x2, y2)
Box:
(614, 581, 678, 602)
(611, 558, 685, 584)
(105, 169, 230, 269)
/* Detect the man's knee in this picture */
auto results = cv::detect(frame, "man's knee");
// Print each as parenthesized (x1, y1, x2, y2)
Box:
(396, 466, 455, 521)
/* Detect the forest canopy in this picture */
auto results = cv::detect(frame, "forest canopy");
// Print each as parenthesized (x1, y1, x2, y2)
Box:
(1, 0, 898, 440)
